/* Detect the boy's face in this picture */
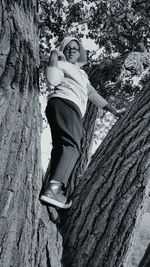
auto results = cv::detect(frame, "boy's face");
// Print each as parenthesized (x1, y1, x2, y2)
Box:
(63, 41, 80, 64)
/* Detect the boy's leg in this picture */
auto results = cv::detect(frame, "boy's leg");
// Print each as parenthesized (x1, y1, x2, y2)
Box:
(40, 97, 82, 208)
(50, 144, 80, 186)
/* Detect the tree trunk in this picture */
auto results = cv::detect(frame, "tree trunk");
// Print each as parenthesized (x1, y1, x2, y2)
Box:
(138, 243, 150, 267)
(0, 2, 62, 267)
(59, 82, 150, 267)
(67, 101, 98, 194)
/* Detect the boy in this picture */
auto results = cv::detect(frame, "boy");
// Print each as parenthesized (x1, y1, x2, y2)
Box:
(40, 37, 125, 209)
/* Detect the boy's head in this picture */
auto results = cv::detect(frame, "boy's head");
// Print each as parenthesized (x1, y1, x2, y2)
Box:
(59, 37, 87, 66)
(63, 40, 80, 64)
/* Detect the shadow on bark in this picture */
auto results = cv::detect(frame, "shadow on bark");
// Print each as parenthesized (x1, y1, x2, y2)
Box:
(138, 243, 150, 267)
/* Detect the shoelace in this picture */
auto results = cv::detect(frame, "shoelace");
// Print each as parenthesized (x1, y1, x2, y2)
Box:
(50, 182, 66, 195)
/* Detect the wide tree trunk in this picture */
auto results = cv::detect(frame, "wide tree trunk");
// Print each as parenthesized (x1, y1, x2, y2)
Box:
(0, 2, 62, 267)
(59, 82, 150, 267)
(138, 243, 150, 267)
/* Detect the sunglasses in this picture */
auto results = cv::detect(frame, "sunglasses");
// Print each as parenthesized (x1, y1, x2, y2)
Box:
(64, 47, 79, 53)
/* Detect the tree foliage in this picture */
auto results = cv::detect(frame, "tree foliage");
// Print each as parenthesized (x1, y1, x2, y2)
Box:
(39, 0, 150, 60)
(39, 0, 150, 145)
(39, 0, 150, 105)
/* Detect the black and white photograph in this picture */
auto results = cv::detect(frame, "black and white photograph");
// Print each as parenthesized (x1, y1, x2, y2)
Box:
(0, 0, 150, 266)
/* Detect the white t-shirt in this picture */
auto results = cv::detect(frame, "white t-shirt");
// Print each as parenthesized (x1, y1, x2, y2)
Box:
(46, 61, 108, 117)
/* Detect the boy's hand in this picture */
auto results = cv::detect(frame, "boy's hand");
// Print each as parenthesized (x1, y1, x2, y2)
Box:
(52, 49, 66, 61)
(115, 108, 126, 117)
(104, 104, 126, 118)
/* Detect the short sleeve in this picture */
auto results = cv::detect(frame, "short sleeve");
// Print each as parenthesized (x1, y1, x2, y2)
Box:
(46, 66, 64, 86)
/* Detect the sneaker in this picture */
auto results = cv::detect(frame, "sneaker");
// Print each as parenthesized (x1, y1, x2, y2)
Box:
(40, 182, 72, 209)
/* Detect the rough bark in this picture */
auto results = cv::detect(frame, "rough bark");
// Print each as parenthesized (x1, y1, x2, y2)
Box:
(0, 2, 62, 267)
(138, 243, 150, 267)
(59, 82, 150, 267)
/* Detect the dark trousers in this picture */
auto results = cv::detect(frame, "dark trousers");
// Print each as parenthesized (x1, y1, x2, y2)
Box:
(45, 97, 82, 186)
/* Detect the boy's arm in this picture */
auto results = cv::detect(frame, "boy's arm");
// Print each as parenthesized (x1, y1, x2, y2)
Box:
(48, 50, 58, 67)
(48, 49, 66, 66)
(46, 50, 65, 86)
(88, 84, 126, 117)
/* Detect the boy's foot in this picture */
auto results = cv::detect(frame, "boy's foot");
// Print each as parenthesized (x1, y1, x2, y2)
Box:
(40, 182, 72, 209)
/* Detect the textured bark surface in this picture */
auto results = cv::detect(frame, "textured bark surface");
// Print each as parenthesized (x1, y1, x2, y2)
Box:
(0, 2, 62, 267)
(138, 243, 150, 267)
(59, 82, 150, 267)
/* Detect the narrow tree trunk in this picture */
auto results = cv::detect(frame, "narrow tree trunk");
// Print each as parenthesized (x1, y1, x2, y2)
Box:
(0, 2, 62, 266)
(68, 101, 98, 193)
(60, 82, 150, 267)
(138, 243, 150, 267)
